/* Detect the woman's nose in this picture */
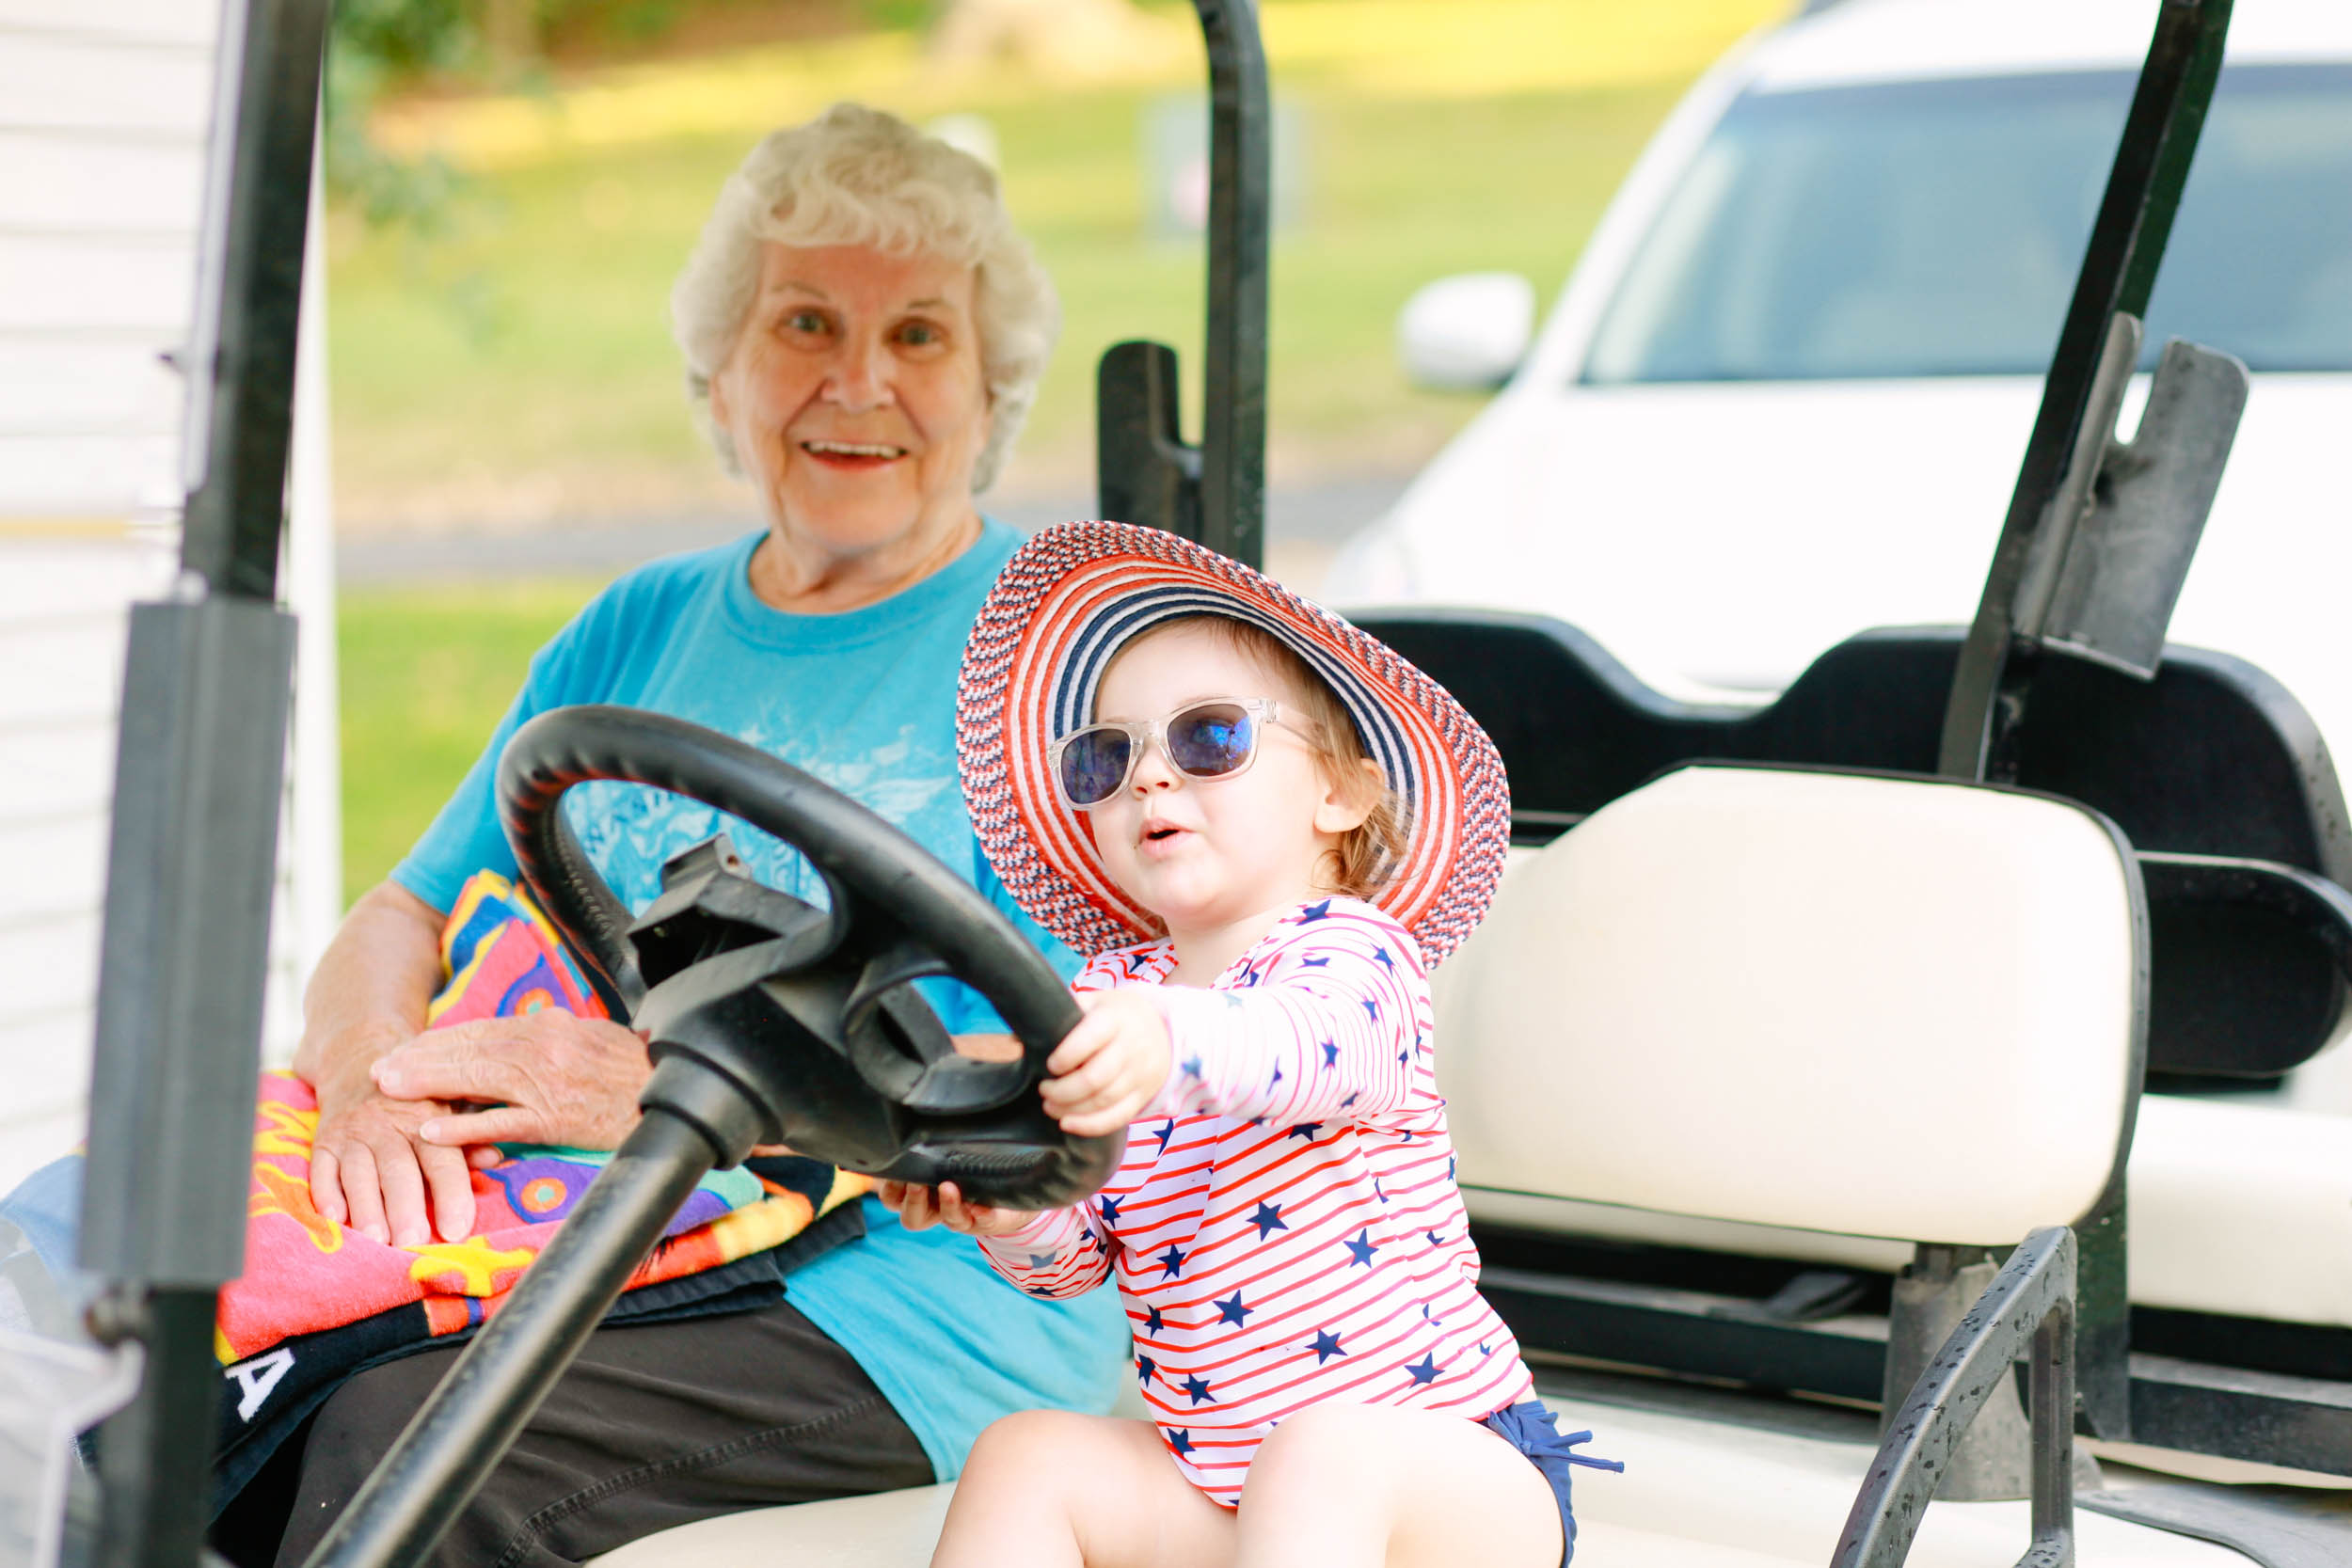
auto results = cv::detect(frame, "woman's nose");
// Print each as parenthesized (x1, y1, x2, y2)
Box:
(824, 331, 896, 411)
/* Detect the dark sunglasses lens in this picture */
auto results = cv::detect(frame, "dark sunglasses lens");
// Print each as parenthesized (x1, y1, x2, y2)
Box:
(1060, 729, 1132, 804)
(1167, 704, 1255, 778)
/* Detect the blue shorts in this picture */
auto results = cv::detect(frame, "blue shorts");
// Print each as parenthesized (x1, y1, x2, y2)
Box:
(1479, 1401, 1623, 1567)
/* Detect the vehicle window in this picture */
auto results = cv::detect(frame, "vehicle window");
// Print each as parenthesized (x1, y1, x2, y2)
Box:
(1581, 64, 2352, 383)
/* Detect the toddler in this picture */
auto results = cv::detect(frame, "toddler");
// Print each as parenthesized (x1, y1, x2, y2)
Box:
(885, 521, 1615, 1568)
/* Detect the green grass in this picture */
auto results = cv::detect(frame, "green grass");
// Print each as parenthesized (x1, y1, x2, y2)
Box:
(339, 578, 604, 902)
(326, 77, 1689, 510)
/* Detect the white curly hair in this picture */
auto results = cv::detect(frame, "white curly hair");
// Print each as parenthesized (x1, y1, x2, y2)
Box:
(670, 103, 1059, 494)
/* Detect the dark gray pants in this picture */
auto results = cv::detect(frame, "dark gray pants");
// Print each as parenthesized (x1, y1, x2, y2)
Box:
(231, 1300, 931, 1568)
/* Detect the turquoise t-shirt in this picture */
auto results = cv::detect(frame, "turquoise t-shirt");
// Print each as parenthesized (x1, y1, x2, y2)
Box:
(392, 520, 1129, 1480)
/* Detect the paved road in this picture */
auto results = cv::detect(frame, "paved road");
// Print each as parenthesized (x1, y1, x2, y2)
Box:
(334, 473, 1412, 593)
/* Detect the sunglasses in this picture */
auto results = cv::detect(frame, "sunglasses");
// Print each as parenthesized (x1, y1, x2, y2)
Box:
(1048, 697, 1304, 809)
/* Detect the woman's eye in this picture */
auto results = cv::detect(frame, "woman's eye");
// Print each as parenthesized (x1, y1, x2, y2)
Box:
(782, 309, 831, 337)
(896, 319, 946, 350)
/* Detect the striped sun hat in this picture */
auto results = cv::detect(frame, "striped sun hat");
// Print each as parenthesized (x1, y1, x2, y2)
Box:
(957, 520, 1509, 966)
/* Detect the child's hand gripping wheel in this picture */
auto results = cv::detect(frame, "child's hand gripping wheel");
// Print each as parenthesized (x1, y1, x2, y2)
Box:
(497, 704, 1122, 1212)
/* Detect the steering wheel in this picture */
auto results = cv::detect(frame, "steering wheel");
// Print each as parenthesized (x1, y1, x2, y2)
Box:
(496, 704, 1123, 1212)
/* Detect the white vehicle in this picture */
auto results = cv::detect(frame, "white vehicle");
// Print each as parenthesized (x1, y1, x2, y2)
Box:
(1329, 0, 2352, 732)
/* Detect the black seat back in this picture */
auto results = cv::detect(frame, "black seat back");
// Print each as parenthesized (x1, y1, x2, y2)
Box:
(1355, 611, 2352, 1080)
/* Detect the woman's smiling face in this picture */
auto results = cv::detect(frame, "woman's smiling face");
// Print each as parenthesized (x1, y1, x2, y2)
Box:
(711, 241, 990, 571)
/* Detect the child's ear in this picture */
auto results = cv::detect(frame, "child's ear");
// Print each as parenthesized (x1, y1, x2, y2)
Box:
(1312, 757, 1384, 835)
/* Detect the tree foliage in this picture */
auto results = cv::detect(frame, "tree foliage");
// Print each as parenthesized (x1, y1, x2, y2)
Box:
(321, 2, 940, 224)
(326, 0, 476, 225)
(333, 0, 480, 76)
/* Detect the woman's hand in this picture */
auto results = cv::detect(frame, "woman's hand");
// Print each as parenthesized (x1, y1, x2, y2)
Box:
(296, 882, 479, 1246)
(878, 1179, 1037, 1236)
(309, 1065, 482, 1248)
(1039, 989, 1170, 1136)
(371, 1011, 654, 1151)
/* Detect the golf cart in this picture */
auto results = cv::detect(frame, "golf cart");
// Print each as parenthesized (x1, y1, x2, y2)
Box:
(12, 1, 2352, 1566)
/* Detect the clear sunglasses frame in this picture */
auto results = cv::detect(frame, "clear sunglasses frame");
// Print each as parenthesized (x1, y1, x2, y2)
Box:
(1047, 697, 1307, 809)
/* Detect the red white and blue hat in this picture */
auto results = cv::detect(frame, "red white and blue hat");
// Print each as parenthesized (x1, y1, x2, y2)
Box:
(957, 520, 1509, 965)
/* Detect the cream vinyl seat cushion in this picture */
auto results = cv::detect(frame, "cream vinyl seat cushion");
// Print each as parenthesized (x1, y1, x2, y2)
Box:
(1437, 764, 2141, 1247)
(2125, 1091, 2352, 1323)
(590, 1482, 954, 1568)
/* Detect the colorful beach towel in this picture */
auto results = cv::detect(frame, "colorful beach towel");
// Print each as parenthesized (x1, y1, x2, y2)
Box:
(216, 871, 872, 1366)
(214, 1070, 863, 1363)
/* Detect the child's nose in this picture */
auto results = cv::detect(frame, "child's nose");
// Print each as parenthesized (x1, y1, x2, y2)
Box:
(1129, 739, 1182, 793)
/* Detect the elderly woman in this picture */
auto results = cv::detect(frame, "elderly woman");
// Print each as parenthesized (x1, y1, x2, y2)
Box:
(252, 104, 1128, 1567)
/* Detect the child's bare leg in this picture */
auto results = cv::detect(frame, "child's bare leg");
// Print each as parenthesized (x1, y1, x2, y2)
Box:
(1233, 1404, 1562, 1568)
(931, 1411, 1235, 1568)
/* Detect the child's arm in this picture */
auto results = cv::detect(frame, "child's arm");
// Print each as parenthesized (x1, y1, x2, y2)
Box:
(1042, 925, 1423, 1134)
(878, 1180, 1120, 1297)
(972, 1205, 1118, 1298)
(1150, 925, 1423, 1126)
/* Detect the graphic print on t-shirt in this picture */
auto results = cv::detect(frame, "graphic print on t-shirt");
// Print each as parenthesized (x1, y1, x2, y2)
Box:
(563, 718, 958, 912)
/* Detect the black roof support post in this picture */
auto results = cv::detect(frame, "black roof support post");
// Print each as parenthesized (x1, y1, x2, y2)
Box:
(77, 3, 326, 1565)
(1096, 0, 1271, 569)
(1937, 0, 2231, 784)
(1191, 0, 1271, 568)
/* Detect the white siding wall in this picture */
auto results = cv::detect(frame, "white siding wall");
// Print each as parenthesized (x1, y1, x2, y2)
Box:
(0, 0, 340, 1196)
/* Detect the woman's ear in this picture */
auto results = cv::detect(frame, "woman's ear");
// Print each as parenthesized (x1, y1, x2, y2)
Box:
(1312, 757, 1384, 835)
(708, 367, 734, 437)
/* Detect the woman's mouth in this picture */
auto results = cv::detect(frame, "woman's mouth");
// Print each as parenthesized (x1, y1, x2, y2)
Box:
(801, 439, 908, 470)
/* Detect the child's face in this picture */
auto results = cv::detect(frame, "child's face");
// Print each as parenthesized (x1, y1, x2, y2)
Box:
(1085, 622, 1370, 942)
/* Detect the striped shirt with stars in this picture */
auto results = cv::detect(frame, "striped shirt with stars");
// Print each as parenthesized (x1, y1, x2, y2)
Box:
(975, 895, 1534, 1507)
